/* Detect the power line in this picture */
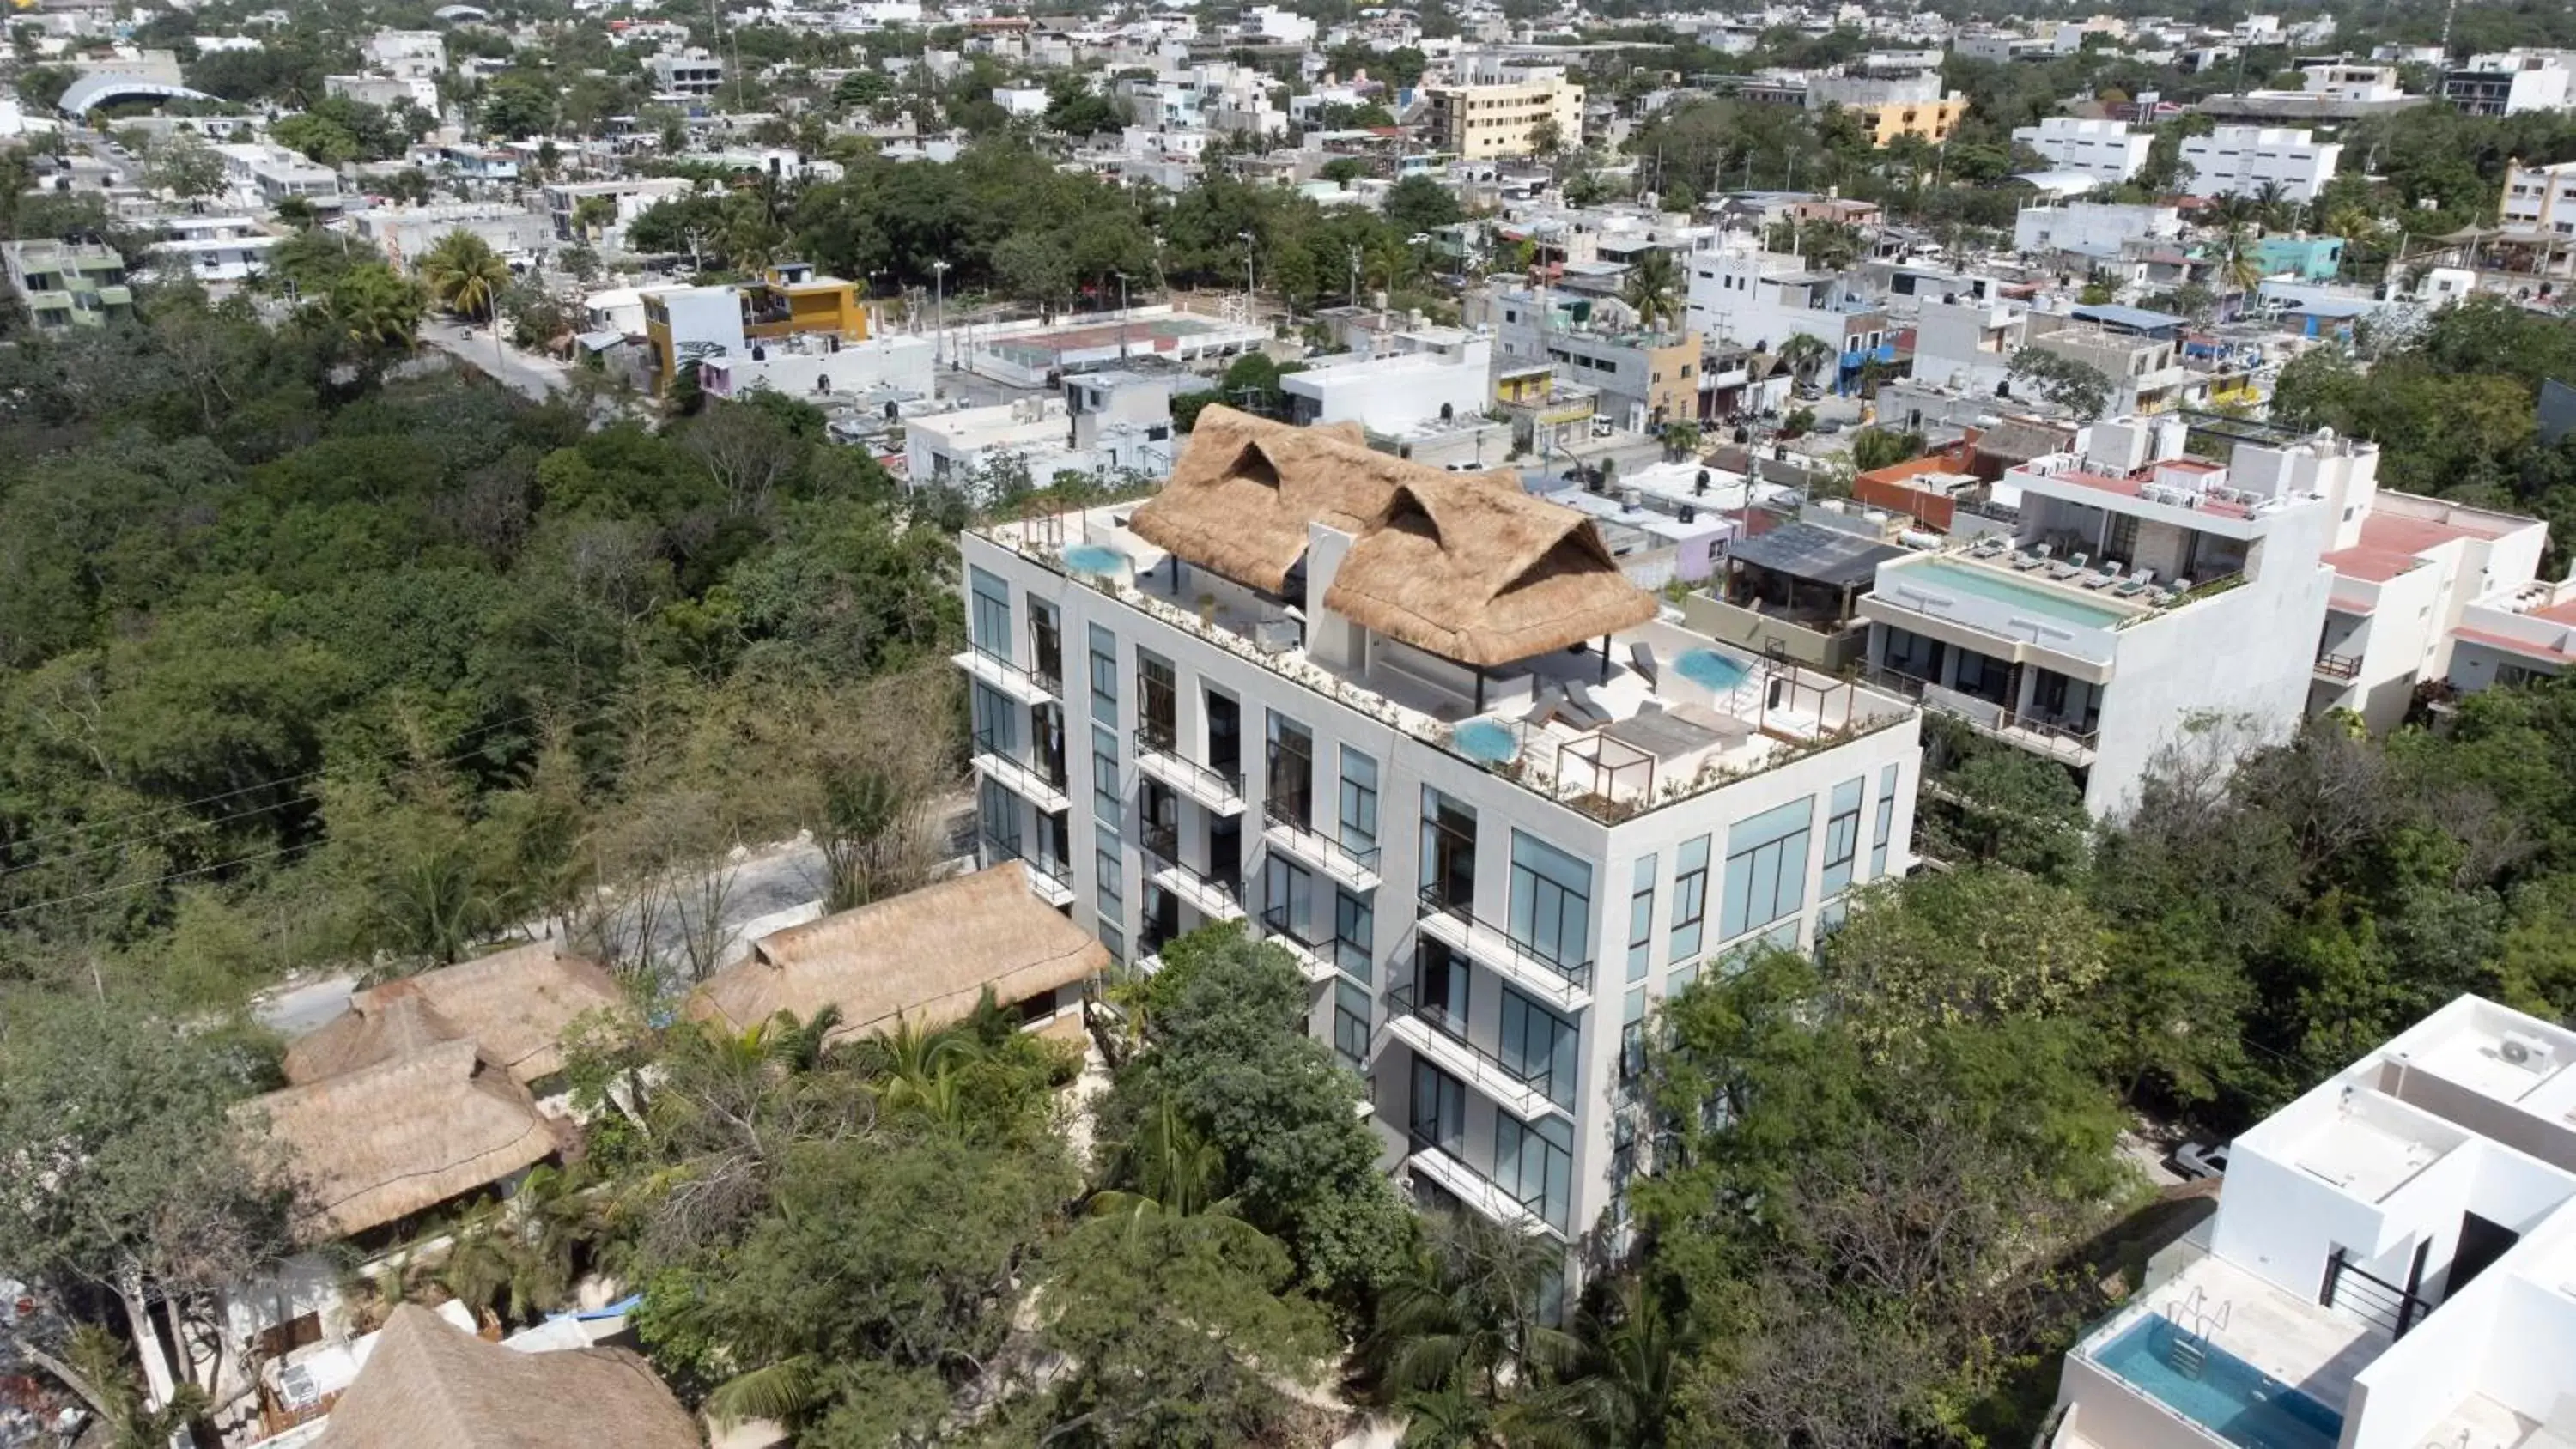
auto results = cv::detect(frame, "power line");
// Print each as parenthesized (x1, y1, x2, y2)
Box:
(0, 844, 302, 921)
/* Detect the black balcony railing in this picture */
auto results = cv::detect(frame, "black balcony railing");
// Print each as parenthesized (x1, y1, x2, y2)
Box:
(1261, 796, 1385, 877)
(967, 642, 1052, 695)
(1416, 883, 1595, 995)
(1387, 985, 1566, 1107)
(1133, 727, 1244, 802)
(1404, 1126, 1554, 1226)
(1143, 823, 1241, 905)
(975, 731, 1069, 796)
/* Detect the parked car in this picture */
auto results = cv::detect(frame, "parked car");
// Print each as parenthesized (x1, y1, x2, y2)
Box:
(2173, 1140, 2231, 1179)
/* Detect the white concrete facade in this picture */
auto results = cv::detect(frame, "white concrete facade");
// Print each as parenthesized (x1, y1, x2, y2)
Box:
(2012, 117, 2153, 186)
(2014, 201, 2185, 258)
(956, 496, 1921, 1280)
(1861, 419, 2379, 815)
(2311, 494, 2549, 732)
(2053, 995, 2576, 1449)
(1282, 328, 1491, 434)
(2180, 125, 2342, 203)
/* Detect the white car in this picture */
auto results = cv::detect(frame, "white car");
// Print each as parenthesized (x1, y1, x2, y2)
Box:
(2173, 1141, 2231, 1179)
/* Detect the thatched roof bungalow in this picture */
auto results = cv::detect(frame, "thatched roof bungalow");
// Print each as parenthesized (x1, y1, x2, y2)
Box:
(686, 862, 1108, 1043)
(284, 943, 623, 1088)
(313, 1304, 698, 1449)
(1127, 405, 1655, 668)
(242, 1040, 564, 1241)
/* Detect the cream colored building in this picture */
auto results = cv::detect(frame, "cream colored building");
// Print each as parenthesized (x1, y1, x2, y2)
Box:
(1425, 72, 1584, 159)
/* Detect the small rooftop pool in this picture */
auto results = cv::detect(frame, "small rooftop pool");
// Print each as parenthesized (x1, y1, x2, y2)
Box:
(2090, 1317, 2344, 1449)
(1063, 543, 1127, 576)
(1451, 718, 1519, 765)
(1675, 647, 1753, 693)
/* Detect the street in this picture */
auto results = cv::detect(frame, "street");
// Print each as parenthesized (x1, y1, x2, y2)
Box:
(417, 317, 568, 400)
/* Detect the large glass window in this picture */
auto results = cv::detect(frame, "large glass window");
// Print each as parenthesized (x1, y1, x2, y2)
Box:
(1338, 747, 1379, 857)
(1091, 724, 1121, 828)
(1626, 854, 1656, 983)
(1097, 841, 1123, 915)
(1028, 598, 1061, 692)
(1720, 797, 1814, 941)
(1088, 624, 1119, 724)
(1334, 888, 1375, 984)
(1414, 937, 1468, 1028)
(1334, 980, 1370, 1071)
(1669, 835, 1710, 962)
(1509, 830, 1593, 971)
(1410, 1059, 1467, 1154)
(969, 566, 1011, 655)
(971, 682, 1018, 758)
(1870, 764, 1899, 879)
(1499, 987, 1577, 1110)
(1420, 788, 1477, 913)
(1494, 1113, 1572, 1232)
(978, 777, 1018, 858)
(1138, 652, 1176, 748)
(1266, 712, 1315, 828)
(1821, 778, 1864, 898)
(1262, 855, 1315, 944)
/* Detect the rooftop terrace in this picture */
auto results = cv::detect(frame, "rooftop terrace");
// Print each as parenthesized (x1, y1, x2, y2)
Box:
(981, 503, 1912, 824)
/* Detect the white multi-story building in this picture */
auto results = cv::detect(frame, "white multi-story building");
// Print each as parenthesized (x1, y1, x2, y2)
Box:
(144, 215, 276, 284)
(2312, 495, 2549, 731)
(2446, 50, 2576, 116)
(361, 29, 447, 80)
(1281, 327, 1492, 436)
(213, 142, 340, 204)
(2012, 117, 2153, 186)
(1684, 233, 1896, 393)
(2179, 125, 2342, 203)
(543, 176, 696, 254)
(955, 409, 1923, 1281)
(648, 48, 726, 97)
(2500, 158, 2576, 239)
(2053, 994, 2576, 1449)
(1859, 417, 2379, 815)
(993, 82, 1051, 118)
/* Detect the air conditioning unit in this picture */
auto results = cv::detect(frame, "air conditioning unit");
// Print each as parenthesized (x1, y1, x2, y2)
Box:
(2500, 1029, 2559, 1072)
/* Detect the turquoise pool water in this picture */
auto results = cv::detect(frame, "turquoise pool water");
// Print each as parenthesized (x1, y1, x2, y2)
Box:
(1452, 718, 1518, 764)
(1897, 559, 2129, 628)
(1063, 543, 1128, 575)
(1675, 647, 1753, 692)
(2091, 1318, 2344, 1449)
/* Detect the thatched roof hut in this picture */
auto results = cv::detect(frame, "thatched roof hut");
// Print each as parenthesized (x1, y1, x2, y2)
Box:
(686, 863, 1108, 1043)
(284, 943, 623, 1088)
(1322, 472, 1659, 666)
(315, 1304, 698, 1449)
(1126, 405, 1417, 593)
(244, 1040, 563, 1240)
(1131, 406, 1656, 667)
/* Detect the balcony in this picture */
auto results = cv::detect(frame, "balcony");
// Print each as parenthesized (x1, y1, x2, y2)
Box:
(1256, 903, 1341, 985)
(1384, 985, 1562, 1122)
(952, 644, 1059, 706)
(1142, 824, 1246, 922)
(1864, 666, 2100, 767)
(1259, 798, 1382, 893)
(1414, 887, 1592, 1013)
(1404, 1129, 1564, 1240)
(981, 834, 1077, 907)
(2314, 651, 2362, 681)
(970, 733, 1072, 814)
(1133, 726, 1245, 815)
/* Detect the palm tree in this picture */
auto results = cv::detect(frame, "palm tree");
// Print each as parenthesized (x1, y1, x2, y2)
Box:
(64, 1325, 207, 1449)
(1774, 331, 1835, 391)
(2250, 179, 2291, 232)
(1619, 248, 1680, 330)
(419, 228, 510, 322)
(2324, 204, 2380, 282)
(331, 262, 426, 349)
(2214, 224, 2263, 296)
(1552, 1277, 1686, 1447)
(1367, 1212, 1579, 1411)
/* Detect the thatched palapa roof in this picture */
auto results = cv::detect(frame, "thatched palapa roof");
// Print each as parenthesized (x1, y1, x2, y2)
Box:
(685, 863, 1109, 1042)
(244, 1040, 563, 1240)
(284, 942, 623, 1088)
(315, 1305, 698, 1449)
(1126, 405, 1415, 593)
(1323, 471, 1658, 667)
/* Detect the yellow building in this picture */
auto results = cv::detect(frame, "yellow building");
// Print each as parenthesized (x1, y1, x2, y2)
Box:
(1844, 94, 1970, 145)
(1425, 74, 1584, 160)
(641, 262, 870, 393)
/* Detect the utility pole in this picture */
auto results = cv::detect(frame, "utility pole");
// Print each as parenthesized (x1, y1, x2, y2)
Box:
(1239, 228, 1256, 319)
(932, 258, 950, 368)
(1115, 270, 1131, 358)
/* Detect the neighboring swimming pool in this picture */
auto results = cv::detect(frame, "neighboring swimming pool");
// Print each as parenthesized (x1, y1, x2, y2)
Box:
(1675, 647, 1753, 693)
(1451, 718, 1519, 764)
(1894, 559, 2130, 629)
(2089, 1317, 2346, 1449)
(1063, 543, 1128, 576)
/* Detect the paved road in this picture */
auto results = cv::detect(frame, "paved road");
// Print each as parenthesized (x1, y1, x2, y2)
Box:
(419, 318, 569, 400)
